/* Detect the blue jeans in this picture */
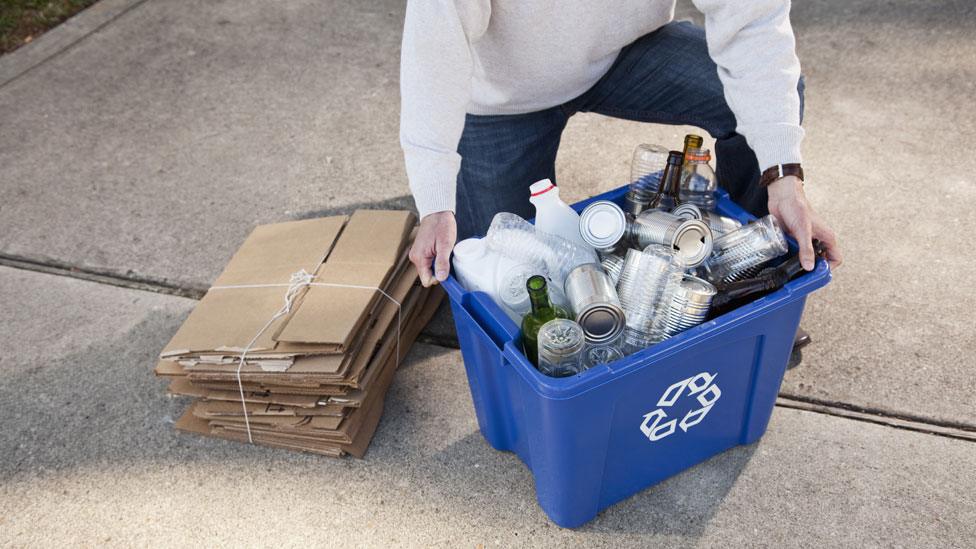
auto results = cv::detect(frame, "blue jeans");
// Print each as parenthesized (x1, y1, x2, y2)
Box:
(455, 21, 805, 240)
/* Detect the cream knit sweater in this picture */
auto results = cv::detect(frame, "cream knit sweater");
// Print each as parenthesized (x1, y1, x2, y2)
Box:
(400, 0, 804, 218)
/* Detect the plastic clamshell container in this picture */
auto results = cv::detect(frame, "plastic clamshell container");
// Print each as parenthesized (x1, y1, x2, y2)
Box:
(443, 185, 831, 528)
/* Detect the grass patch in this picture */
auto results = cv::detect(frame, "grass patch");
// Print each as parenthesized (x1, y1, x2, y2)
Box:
(0, 0, 100, 55)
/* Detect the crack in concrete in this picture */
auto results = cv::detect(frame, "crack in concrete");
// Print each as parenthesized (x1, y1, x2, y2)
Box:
(2, 251, 972, 443)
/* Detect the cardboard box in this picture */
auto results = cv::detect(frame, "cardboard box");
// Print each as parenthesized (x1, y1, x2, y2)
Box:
(157, 210, 443, 458)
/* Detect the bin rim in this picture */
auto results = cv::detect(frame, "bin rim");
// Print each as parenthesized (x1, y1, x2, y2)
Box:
(443, 184, 832, 401)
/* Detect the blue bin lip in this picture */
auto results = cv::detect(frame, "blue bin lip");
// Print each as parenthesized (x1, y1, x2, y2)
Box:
(444, 184, 831, 401)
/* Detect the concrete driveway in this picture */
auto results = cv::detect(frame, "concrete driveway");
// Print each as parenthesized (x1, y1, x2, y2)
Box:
(1, 0, 974, 546)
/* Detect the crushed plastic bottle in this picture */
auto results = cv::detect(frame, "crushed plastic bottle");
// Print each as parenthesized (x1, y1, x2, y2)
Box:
(486, 212, 598, 289)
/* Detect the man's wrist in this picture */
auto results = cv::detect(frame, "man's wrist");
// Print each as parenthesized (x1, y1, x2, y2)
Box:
(767, 175, 804, 200)
(760, 163, 804, 187)
(420, 210, 455, 222)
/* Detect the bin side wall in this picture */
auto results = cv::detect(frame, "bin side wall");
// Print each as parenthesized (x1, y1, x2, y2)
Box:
(448, 294, 515, 451)
(444, 186, 829, 529)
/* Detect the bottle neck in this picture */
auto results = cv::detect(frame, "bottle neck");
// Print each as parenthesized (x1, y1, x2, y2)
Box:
(529, 180, 559, 205)
(683, 135, 704, 158)
(664, 152, 684, 197)
(685, 147, 711, 164)
(528, 284, 553, 314)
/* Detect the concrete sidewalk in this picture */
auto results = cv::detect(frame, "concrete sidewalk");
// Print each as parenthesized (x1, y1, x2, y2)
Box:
(0, 0, 974, 545)
(1, 267, 974, 547)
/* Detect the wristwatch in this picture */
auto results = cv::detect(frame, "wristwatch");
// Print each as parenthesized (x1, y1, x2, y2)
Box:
(759, 163, 804, 187)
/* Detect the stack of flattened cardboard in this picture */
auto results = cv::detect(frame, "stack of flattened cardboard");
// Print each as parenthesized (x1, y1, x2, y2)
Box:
(155, 210, 442, 457)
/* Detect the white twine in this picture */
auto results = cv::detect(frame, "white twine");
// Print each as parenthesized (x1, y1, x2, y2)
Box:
(208, 269, 402, 443)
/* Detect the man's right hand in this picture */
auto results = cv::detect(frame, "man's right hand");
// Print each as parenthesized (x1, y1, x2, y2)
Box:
(409, 211, 457, 287)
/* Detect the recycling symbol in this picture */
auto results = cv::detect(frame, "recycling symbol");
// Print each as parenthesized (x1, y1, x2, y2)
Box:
(640, 371, 721, 442)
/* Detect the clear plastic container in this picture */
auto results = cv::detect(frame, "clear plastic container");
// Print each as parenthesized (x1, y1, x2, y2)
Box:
(495, 263, 541, 320)
(617, 245, 686, 352)
(701, 214, 789, 284)
(678, 148, 717, 211)
(583, 339, 625, 369)
(486, 212, 598, 288)
(600, 253, 625, 285)
(626, 144, 669, 215)
(537, 319, 586, 378)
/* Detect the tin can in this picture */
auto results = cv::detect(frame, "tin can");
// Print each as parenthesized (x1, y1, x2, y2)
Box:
(564, 263, 625, 345)
(673, 203, 742, 237)
(579, 201, 628, 252)
(671, 203, 703, 221)
(630, 210, 713, 267)
(663, 274, 716, 337)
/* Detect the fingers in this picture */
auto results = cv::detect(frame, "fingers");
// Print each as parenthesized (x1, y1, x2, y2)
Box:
(409, 241, 435, 287)
(412, 211, 457, 287)
(796, 220, 816, 272)
(813, 219, 843, 269)
(434, 237, 453, 282)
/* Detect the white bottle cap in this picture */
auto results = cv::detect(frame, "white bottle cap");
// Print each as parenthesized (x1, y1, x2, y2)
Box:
(529, 179, 557, 201)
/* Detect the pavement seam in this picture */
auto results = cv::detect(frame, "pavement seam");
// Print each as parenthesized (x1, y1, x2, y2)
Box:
(0, 0, 153, 89)
(777, 393, 976, 435)
(3, 252, 972, 443)
(0, 252, 206, 299)
(776, 397, 976, 443)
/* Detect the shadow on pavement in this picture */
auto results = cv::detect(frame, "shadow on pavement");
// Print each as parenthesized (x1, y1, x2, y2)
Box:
(293, 194, 416, 220)
(0, 302, 755, 535)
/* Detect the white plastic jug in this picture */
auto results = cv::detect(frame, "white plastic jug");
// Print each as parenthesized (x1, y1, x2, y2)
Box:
(453, 237, 546, 324)
(529, 179, 591, 250)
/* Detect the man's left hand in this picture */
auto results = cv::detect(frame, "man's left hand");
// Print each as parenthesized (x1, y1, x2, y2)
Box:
(766, 175, 843, 271)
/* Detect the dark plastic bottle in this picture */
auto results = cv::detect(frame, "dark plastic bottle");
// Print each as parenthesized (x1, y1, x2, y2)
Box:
(709, 241, 825, 317)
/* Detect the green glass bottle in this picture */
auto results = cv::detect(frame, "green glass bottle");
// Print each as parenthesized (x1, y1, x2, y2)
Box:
(521, 275, 571, 366)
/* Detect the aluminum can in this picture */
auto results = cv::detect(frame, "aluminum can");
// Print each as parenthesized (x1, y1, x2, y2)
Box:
(564, 263, 626, 344)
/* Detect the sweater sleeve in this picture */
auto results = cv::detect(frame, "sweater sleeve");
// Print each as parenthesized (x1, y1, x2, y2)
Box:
(690, 0, 804, 171)
(399, 0, 490, 219)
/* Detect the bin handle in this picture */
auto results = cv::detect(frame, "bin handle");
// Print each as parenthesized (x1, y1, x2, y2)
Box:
(461, 291, 519, 351)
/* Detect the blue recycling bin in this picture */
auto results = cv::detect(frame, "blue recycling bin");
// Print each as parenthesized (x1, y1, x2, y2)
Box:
(443, 184, 831, 528)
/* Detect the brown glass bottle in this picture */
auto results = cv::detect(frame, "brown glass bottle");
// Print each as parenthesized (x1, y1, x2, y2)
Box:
(682, 134, 705, 166)
(651, 150, 685, 209)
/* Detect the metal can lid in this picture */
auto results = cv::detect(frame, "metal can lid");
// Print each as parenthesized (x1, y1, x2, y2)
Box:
(672, 219, 713, 267)
(579, 201, 627, 250)
(672, 203, 703, 221)
(577, 303, 625, 344)
(677, 274, 717, 302)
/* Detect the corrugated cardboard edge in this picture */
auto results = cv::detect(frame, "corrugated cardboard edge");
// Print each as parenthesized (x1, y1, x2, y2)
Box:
(172, 286, 443, 458)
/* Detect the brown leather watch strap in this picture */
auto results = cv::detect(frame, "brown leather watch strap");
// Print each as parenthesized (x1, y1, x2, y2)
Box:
(760, 163, 804, 187)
